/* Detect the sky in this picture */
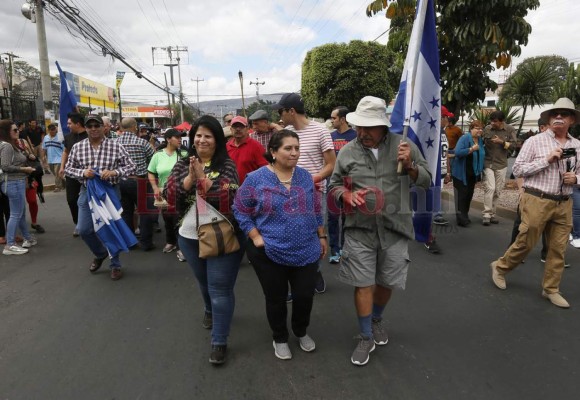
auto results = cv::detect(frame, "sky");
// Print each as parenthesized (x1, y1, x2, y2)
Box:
(1, 0, 580, 107)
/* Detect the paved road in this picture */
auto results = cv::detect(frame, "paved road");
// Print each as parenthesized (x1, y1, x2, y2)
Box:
(1, 191, 580, 399)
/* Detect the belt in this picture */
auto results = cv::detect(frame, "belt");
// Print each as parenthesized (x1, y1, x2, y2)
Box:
(128, 174, 147, 179)
(523, 188, 570, 202)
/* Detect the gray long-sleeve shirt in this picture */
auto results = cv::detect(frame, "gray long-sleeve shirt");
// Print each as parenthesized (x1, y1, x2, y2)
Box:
(0, 141, 28, 181)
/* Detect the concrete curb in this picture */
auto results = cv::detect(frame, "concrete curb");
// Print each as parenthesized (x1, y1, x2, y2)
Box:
(442, 190, 517, 221)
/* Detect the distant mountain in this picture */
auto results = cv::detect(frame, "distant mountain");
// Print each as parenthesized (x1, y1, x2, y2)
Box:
(195, 93, 285, 118)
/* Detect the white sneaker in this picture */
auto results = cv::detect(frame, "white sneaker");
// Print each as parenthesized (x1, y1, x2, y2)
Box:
(570, 238, 580, 249)
(273, 341, 292, 360)
(22, 238, 38, 248)
(3, 245, 29, 255)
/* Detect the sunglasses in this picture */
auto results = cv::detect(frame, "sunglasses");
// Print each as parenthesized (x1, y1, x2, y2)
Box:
(12, 128, 19, 132)
(224, 119, 232, 124)
(278, 108, 290, 116)
(86, 123, 102, 129)
(550, 110, 573, 118)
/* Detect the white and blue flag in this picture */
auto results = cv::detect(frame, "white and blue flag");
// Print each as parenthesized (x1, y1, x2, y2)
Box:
(87, 177, 138, 258)
(55, 61, 77, 140)
(389, 0, 441, 242)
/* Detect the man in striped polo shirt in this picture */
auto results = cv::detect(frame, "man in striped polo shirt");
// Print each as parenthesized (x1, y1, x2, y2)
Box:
(273, 93, 336, 294)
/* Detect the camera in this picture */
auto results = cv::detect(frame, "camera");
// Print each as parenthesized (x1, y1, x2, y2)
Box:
(562, 148, 576, 158)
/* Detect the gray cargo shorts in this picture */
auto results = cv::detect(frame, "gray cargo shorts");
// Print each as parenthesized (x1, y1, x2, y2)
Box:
(337, 230, 410, 290)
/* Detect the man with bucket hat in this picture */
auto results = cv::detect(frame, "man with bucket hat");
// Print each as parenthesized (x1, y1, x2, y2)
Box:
(490, 97, 580, 308)
(329, 96, 431, 365)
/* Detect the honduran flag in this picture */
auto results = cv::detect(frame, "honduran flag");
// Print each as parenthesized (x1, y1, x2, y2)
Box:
(55, 61, 77, 140)
(86, 176, 138, 258)
(389, 0, 441, 242)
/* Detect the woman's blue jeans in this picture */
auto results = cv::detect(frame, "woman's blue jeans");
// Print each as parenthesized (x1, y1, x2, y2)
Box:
(572, 186, 580, 239)
(178, 231, 246, 346)
(1, 179, 32, 246)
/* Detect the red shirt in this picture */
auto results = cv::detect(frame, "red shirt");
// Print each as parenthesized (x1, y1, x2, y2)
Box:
(226, 137, 268, 184)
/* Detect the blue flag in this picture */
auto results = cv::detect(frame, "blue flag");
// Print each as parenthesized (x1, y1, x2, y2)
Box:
(86, 177, 138, 258)
(55, 61, 77, 138)
(389, 0, 441, 242)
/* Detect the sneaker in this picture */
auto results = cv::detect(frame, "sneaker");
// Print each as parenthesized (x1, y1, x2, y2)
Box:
(490, 216, 499, 224)
(134, 228, 141, 236)
(110, 268, 123, 281)
(286, 292, 293, 303)
(176, 250, 186, 262)
(3, 245, 29, 255)
(209, 344, 227, 365)
(22, 238, 38, 248)
(31, 224, 45, 233)
(570, 238, 580, 248)
(298, 334, 316, 352)
(328, 254, 341, 264)
(314, 273, 326, 294)
(482, 218, 491, 226)
(424, 240, 441, 254)
(163, 244, 177, 253)
(371, 319, 389, 346)
(433, 216, 449, 225)
(273, 341, 292, 360)
(351, 335, 376, 366)
(202, 311, 213, 329)
(565, 260, 571, 268)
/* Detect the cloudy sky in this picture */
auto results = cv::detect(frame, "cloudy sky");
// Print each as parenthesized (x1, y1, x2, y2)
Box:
(1, 0, 579, 106)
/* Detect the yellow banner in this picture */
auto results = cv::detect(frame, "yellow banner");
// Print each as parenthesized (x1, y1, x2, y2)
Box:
(77, 76, 114, 102)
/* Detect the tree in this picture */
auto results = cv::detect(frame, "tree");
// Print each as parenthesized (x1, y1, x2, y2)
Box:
(500, 58, 553, 134)
(301, 40, 396, 118)
(245, 100, 277, 122)
(555, 62, 580, 105)
(13, 60, 41, 80)
(366, 0, 540, 115)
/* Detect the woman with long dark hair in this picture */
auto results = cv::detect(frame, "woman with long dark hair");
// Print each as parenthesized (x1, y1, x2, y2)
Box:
(165, 115, 244, 365)
(0, 119, 37, 255)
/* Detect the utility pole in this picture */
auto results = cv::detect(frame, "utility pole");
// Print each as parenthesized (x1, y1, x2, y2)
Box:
(34, 0, 53, 117)
(176, 54, 184, 124)
(249, 78, 265, 101)
(217, 104, 228, 121)
(0, 52, 20, 93)
(152, 45, 188, 118)
(191, 77, 204, 116)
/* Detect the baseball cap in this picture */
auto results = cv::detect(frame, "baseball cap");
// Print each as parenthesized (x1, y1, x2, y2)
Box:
(84, 115, 103, 125)
(271, 93, 304, 112)
(230, 116, 248, 126)
(164, 128, 184, 139)
(441, 106, 454, 118)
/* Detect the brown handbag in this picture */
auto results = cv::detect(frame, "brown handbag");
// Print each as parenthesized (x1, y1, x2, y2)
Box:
(195, 198, 240, 259)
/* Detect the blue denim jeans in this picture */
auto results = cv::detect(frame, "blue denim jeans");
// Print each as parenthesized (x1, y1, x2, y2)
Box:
(1, 179, 32, 246)
(178, 231, 246, 346)
(572, 186, 580, 239)
(78, 186, 121, 268)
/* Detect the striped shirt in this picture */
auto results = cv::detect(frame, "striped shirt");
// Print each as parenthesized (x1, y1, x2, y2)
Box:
(287, 121, 334, 175)
(514, 129, 580, 196)
(65, 138, 136, 185)
(115, 132, 155, 176)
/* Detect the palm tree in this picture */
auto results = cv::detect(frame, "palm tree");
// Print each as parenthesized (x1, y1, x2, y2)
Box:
(500, 58, 554, 134)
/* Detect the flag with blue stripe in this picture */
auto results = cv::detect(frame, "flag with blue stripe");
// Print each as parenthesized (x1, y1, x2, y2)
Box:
(86, 176, 138, 258)
(55, 61, 77, 139)
(389, 0, 441, 242)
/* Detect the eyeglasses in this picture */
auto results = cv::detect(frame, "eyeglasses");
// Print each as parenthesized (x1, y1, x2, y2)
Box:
(86, 123, 102, 129)
(231, 124, 246, 130)
(224, 119, 232, 124)
(278, 108, 290, 116)
(550, 110, 572, 118)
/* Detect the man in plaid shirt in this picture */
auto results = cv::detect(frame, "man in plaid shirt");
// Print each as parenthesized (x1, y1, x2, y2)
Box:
(115, 117, 155, 250)
(65, 115, 135, 280)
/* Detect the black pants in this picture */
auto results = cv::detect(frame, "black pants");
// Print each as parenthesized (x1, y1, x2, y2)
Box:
(246, 241, 318, 343)
(453, 176, 475, 223)
(0, 190, 9, 237)
(65, 177, 81, 225)
(120, 177, 155, 247)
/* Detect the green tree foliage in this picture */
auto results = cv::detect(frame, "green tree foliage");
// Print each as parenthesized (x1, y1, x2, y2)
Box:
(470, 100, 520, 128)
(366, 0, 540, 115)
(499, 58, 554, 134)
(245, 100, 278, 122)
(13, 60, 41, 79)
(555, 63, 580, 105)
(301, 40, 396, 118)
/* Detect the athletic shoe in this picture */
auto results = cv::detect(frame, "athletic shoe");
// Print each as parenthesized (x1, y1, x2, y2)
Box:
(209, 345, 227, 365)
(273, 341, 292, 360)
(298, 334, 316, 352)
(433, 215, 449, 225)
(3, 245, 29, 255)
(482, 218, 491, 226)
(328, 254, 341, 264)
(202, 311, 213, 329)
(22, 238, 38, 248)
(371, 319, 389, 346)
(490, 216, 500, 224)
(31, 224, 45, 233)
(73, 229, 79, 237)
(351, 335, 375, 366)
(570, 238, 580, 248)
(424, 240, 441, 254)
(314, 273, 326, 294)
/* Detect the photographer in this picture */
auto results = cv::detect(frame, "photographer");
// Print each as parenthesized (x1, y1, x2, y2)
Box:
(490, 98, 580, 309)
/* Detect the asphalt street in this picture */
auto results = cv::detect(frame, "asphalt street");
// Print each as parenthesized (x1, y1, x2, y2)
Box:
(1, 190, 580, 400)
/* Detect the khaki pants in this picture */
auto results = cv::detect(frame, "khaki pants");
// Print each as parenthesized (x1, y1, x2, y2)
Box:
(482, 167, 506, 219)
(496, 193, 571, 293)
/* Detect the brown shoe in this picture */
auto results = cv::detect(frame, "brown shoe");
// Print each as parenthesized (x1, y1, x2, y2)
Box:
(110, 268, 123, 281)
(89, 256, 108, 273)
(490, 262, 506, 290)
(542, 291, 570, 308)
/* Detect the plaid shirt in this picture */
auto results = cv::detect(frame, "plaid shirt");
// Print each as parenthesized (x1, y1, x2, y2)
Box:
(65, 137, 135, 185)
(514, 129, 580, 196)
(250, 130, 274, 149)
(115, 132, 155, 176)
